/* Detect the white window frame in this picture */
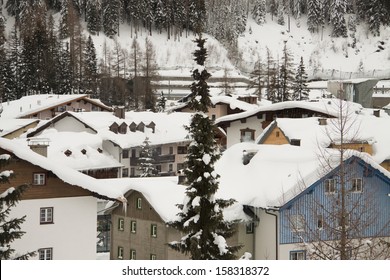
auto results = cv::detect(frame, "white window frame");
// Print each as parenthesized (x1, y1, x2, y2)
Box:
(136, 198, 142, 209)
(290, 250, 306, 260)
(324, 178, 336, 194)
(290, 214, 305, 232)
(130, 249, 136, 260)
(33, 173, 46, 185)
(130, 221, 137, 233)
(40, 207, 53, 224)
(118, 218, 124, 231)
(351, 178, 363, 192)
(38, 248, 53, 260)
(118, 247, 123, 259)
(151, 224, 157, 238)
(150, 254, 156, 260)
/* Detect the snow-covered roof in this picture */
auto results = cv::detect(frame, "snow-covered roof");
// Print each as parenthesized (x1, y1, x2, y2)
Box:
(216, 99, 361, 125)
(102, 177, 248, 223)
(169, 94, 259, 113)
(71, 111, 193, 148)
(0, 137, 126, 202)
(0, 118, 39, 137)
(214, 142, 390, 209)
(264, 108, 390, 163)
(0, 94, 111, 119)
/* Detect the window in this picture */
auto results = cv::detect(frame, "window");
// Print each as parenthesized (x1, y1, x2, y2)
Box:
(211, 114, 216, 121)
(150, 254, 157, 260)
(290, 250, 306, 260)
(130, 249, 136, 260)
(351, 178, 363, 192)
(290, 215, 305, 232)
(33, 173, 46, 185)
(38, 248, 53, 260)
(136, 198, 142, 209)
(131, 149, 136, 158)
(118, 218, 124, 231)
(275, 131, 280, 137)
(130, 168, 135, 177)
(122, 168, 129, 178)
(118, 247, 124, 259)
(246, 222, 254, 234)
(240, 128, 255, 142)
(177, 146, 187, 154)
(130, 221, 137, 233)
(155, 147, 162, 155)
(151, 224, 157, 237)
(316, 214, 323, 230)
(122, 149, 129, 158)
(168, 164, 173, 172)
(324, 179, 335, 194)
(169, 147, 173, 154)
(40, 207, 53, 224)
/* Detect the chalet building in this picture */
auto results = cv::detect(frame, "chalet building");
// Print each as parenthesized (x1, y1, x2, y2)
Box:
(0, 138, 125, 260)
(215, 143, 390, 260)
(170, 95, 259, 121)
(1, 94, 112, 120)
(105, 177, 253, 260)
(216, 99, 341, 148)
(26, 110, 193, 178)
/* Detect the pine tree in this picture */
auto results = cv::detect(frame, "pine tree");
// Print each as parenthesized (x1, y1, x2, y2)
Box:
(57, 42, 73, 95)
(156, 92, 167, 112)
(142, 37, 158, 111)
(277, 1, 285, 26)
(83, 35, 98, 96)
(102, 0, 120, 38)
(248, 57, 265, 100)
(307, 0, 321, 33)
(330, 0, 347, 37)
(168, 34, 241, 260)
(85, 0, 102, 35)
(0, 154, 35, 260)
(137, 137, 157, 177)
(292, 56, 309, 100)
(252, 0, 266, 25)
(366, 0, 383, 37)
(0, 8, 7, 102)
(279, 42, 295, 102)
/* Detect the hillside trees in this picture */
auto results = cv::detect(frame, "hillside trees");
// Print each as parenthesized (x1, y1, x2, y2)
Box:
(278, 42, 295, 102)
(252, 0, 266, 25)
(168, 33, 241, 260)
(292, 56, 309, 100)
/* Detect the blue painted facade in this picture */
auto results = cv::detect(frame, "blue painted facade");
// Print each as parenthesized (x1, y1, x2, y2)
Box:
(279, 156, 390, 244)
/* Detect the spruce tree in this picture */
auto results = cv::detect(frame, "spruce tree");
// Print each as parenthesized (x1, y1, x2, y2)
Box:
(279, 42, 295, 102)
(0, 8, 7, 102)
(252, 0, 266, 25)
(102, 0, 120, 38)
(248, 57, 265, 100)
(0, 154, 35, 260)
(330, 0, 347, 37)
(292, 57, 309, 100)
(83, 35, 98, 96)
(85, 0, 102, 35)
(168, 34, 241, 260)
(137, 137, 157, 177)
(156, 92, 167, 112)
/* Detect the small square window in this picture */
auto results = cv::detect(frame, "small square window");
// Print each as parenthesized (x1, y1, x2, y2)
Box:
(130, 221, 136, 233)
(324, 179, 335, 194)
(246, 222, 254, 234)
(122, 149, 129, 158)
(118, 247, 124, 259)
(136, 198, 142, 209)
(122, 168, 129, 177)
(150, 254, 157, 260)
(118, 218, 124, 231)
(151, 224, 157, 237)
(275, 131, 280, 137)
(40, 207, 53, 224)
(130, 249, 136, 260)
(351, 178, 363, 192)
(169, 147, 173, 154)
(290, 250, 306, 260)
(33, 173, 46, 185)
(169, 164, 173, 172)
(38, 248, 53, 260)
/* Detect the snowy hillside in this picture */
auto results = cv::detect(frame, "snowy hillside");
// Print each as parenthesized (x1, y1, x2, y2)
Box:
(86, 14, 390, 81)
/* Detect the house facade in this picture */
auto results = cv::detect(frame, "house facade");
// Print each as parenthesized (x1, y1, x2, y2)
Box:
(0, 138, 125, 260)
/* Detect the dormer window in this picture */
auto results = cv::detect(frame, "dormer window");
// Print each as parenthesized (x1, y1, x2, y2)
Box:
(81, 149, 86, 155)
(64, 149, 72, 157)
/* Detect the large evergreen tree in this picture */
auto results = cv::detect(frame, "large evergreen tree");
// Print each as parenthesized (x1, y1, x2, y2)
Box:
(330, 0, 347, 37)
(278, 42, 295, 102)
(137, 137, 157, 177)
(83, 35, 98, 96)
(252, 0, 266, 25)
(0, 154, 35, 260)
(292, 56, 309, 100)
(168, 34, 241, 260)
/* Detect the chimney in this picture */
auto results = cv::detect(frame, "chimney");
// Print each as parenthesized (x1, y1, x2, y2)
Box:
(27, 138, 50, 157)
(114, 106, 125, 119)
(373, 110, 380, 117)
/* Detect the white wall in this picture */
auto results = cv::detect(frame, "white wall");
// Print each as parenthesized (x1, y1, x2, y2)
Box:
(254, 209, 278, 260)
(9, 196, 97, 260)
(53, 117, 96, 134)
(226, 116, 265, 148)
